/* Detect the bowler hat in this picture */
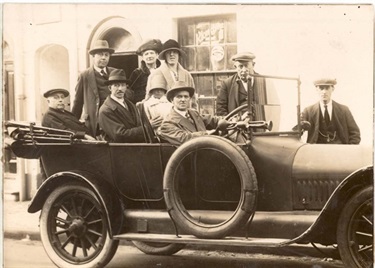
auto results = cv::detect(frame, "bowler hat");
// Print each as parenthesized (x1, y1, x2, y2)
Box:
(89, 40, 115, 55)
(43, 88, 69, 98)
(158, 39, 186, 60)
(166, 81, 195, 102)
(105, 69, 131, 85)
(231, 51, 256, 62)
(136, 39, 162, 55)
(314, 78, 337, 86)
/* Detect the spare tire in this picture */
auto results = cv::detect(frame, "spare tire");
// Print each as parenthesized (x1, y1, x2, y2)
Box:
(163, 136, 257, 239)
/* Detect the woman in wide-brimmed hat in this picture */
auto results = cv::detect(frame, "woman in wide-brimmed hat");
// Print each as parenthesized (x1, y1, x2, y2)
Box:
(145, 39, 196, 108)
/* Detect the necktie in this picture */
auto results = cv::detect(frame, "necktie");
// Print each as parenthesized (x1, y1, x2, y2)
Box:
(324, 105, 330, 124)
(100, 69, 107, 78)
(186, 113, 195, 125)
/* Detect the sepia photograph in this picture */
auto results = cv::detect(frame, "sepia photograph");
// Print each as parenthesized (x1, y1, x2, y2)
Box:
(2, 2, 374, 267)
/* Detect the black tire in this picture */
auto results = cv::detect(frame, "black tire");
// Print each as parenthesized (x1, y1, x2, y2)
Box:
(163, 136, 257, 239)
(337, 186, 373, 268)
(132, 241, 185, 255)
(40, 183, 119, 268)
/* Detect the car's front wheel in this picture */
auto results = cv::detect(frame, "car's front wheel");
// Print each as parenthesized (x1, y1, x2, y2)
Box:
(40, 183, 119, 268)
(337, 186, 373, 268)
(132, 241, 185, 255)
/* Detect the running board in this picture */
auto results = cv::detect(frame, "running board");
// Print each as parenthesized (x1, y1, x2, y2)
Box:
(113, 233, 291, 248)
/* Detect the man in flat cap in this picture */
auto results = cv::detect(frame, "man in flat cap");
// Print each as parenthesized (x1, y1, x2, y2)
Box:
(99, 69, 162, 143)
(126, 39, 162, 104)
(216, 51, 267, 121)
(301, 78, 360, 144)
(42, 88, 95, 140)
(159, 81, 228, 146)
(72, 40, 119, 138)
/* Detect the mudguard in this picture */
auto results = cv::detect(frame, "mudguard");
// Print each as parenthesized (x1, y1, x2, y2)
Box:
(286, 165, 373, 245)
(28, 170, 124, 238)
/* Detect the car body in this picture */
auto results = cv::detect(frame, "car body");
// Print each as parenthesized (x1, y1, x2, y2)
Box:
(5, 74, 373, 268)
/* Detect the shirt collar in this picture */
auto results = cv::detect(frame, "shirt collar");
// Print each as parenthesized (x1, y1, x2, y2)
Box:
(320, 100, 333, 115)
(94, 65, 106, 74)
(173, 107, 188, 117)
(111, 95, 126, 107)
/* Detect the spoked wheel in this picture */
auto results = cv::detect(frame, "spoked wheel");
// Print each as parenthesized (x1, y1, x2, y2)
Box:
(337, 186, 373, 268)
(40, 183, 119, 268)
(132, 241, 185, 255)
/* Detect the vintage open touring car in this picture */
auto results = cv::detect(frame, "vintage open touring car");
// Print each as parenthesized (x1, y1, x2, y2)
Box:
(4, 73, 373, 268)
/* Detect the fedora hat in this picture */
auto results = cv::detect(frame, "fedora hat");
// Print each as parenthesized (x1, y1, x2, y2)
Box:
(136, 39, 162, 55)
(231, 51, 256, 62)
(43, 88, 69, 98)
(166, 81, 195, 102)
(158, 39, 186, 60)
(89, 40, 115, 55)
(314, 78, 337, 86)
(105, 69, 131, 85)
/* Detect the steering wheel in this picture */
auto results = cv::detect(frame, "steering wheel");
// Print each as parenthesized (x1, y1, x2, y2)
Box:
(224, 104, 249, 122)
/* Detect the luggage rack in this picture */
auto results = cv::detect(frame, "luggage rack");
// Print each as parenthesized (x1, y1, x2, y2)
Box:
(5, 121, 107, 146)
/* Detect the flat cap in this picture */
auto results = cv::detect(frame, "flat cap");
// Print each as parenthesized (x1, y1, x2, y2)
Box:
(43, 88, 69, 98)
(136, 39, 162, 55)
(314, 78, 337, 86)
(231, 51, 256, 62)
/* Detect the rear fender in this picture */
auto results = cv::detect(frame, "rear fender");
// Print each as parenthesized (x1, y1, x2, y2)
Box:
(288, 165, 373, 245)
(28, 170, 124, 238)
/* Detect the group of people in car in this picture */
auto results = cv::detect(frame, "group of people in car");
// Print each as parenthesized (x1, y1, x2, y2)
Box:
(42, 38, 361, 146)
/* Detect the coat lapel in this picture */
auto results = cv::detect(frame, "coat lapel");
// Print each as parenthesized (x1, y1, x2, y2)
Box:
(107, 97, 136, 126)
(169, 109, 197, 132)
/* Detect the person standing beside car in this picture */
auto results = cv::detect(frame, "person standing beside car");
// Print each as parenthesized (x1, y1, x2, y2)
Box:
(301, 78, 360, 144)
(72, 40, 118, 138)
(126, 39, 162, 104)
(99, 69, 162, 143)
(216, 52, 267, 121)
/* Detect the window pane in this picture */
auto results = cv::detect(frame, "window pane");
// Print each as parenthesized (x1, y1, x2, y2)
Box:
(210, 45, 225, 71)
(180, 23, 195, 46)
(196, 74, 213, 97)
(196, 46, 210, 71)
(227, 17, 237, 43)
(214, 74, 231, 95)
(182, 47, 196, 71)
(198, 97, 216, 116)
(210, 21, 225, 44)
(196, 22, 210, 46)
(226, 45, 237, 70)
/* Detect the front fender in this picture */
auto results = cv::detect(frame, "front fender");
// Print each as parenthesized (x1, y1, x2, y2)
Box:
(287, 165, 373, 245)
(28, 170, 124, 238)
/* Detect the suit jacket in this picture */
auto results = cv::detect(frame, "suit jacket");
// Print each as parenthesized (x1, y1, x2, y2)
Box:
(159, 108, 219, 146)
(301, 101, 361, 144)
(98, 96, 145, 143)
(216, 73, 267, 117)
(72, 66, 117, 136)
(42, 107, 91, 138)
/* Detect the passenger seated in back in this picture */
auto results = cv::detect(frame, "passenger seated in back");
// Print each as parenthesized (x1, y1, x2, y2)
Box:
(142, 74, 173, 136)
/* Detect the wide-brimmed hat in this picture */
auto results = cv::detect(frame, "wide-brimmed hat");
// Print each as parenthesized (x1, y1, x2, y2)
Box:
(166, 81, 195, 102)
(158, 39, 186, 60)
(231, 51, 256, 62)
(43, 88, 69, 98)
(105, 69, 131, 85)
(314, 78, 337, 86)
(136, 39, 162, 55)
(89, 40, 115, 55)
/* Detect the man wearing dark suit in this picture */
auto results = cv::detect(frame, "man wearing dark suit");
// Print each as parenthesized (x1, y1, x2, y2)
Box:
(99, 69, 162, 143)
(301, 78, 360, 144)
(72, 40, 118, 138)
(160, 82, 227, 146)
(42, 88, 95, 140)
(216, 51, 267, 120)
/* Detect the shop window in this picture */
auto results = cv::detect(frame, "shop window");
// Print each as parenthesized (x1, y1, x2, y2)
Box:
(178, 14, 237, 115)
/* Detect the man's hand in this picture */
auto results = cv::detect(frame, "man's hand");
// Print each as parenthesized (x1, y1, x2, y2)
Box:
(217, 119, 231, 131)
(84, 134, 96, 141)
(150, 116, 163, 128)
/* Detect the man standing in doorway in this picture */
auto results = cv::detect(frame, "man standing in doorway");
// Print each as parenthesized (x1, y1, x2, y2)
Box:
(72, 40, 118, 138)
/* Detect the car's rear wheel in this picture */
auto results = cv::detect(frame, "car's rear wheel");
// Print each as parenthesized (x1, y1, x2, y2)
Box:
(337, 186, 373, 268)
(40, 183, 119, 268)
(132, 241, 185, 255)
(164, 136, 257, 239)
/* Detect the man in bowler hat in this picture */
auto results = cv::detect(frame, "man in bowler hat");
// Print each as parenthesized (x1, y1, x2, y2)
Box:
(72, 40, 119, 138)
(99, 69, 162, 142)
(301, 78, 360, 144)
(126, 39, 162, 104)
(216, 51, 268, 120)
(42, 88, 95, 140)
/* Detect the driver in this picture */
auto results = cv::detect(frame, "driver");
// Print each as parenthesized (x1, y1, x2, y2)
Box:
(159, 81, 229, 146)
